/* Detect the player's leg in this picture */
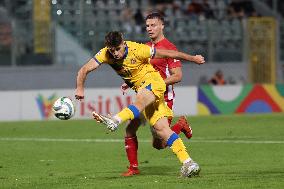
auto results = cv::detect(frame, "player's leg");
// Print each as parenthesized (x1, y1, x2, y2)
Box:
(92, 87, 156, 131)
(166, 100, 193, 139)
(145, 94, 200, 177)
(114, 88, 156, 123)
(153, 117, 200, 177)
(122, 118, 141, 176)
(150, 116, 192, 149)
(150, 126, 167, 150)
(171, 116, 193, 139)
(92, 72, 165, 131)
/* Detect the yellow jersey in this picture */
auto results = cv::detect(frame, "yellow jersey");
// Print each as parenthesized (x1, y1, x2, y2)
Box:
(94, 41, 157, 89)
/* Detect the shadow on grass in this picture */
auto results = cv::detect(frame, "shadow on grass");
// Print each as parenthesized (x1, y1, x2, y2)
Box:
(140, 165, 177, 176)
(93, 165, 178, 180)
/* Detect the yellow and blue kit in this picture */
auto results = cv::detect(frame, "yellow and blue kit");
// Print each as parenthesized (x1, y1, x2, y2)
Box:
(93, 41, 173, 126)
(94, 41, 191, 163)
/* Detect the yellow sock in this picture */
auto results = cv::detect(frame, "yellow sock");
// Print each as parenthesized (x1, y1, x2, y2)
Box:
(167, 134, 190, 163)
(116, 108, 134, 123)
(116, 104, 141, 123)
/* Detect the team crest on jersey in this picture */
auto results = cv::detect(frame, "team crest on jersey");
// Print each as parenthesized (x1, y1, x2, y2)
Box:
(131, 59, 136, 64)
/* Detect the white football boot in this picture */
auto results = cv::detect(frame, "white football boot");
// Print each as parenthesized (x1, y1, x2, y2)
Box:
(92, 112, 119, 132)
(180, 160, 201, 177)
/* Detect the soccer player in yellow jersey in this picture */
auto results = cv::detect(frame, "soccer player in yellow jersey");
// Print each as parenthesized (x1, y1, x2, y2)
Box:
(75, 31, 205, 177)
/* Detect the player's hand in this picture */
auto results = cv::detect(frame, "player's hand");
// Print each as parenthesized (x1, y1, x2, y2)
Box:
(75, 88, 84, 100)
(193, 55, 205, 65)
(120, 83, 130, 95)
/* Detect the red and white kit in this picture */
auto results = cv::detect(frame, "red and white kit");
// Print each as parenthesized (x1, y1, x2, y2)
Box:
(146, 38, 182, 110)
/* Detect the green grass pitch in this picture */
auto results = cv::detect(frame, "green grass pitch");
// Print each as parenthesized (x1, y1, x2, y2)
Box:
(0, 114, 284, 189)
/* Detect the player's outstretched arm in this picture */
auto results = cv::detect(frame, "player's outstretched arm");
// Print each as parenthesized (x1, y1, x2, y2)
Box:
(75, 58, 100, 100)
(155, 49, 205, 65)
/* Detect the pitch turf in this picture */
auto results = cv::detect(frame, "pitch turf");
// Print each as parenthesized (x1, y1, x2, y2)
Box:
(0, 114, 283, 189)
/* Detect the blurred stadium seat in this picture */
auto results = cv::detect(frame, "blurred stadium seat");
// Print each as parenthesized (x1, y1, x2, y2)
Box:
(0, 0, 283, 86)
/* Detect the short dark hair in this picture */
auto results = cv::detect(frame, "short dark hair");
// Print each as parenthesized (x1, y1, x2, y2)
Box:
(145, 12, 165, 24)
(105, 31, 124, 47)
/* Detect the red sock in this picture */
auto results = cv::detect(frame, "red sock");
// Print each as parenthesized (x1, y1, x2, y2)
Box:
(171, 122, 182, 134)
(125, 136, 138, 168)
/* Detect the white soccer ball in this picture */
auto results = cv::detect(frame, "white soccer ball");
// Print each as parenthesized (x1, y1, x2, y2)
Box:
(52, 97, 75, 120)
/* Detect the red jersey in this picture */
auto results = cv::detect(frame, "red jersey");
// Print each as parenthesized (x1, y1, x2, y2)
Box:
(146, 38, 182, 102)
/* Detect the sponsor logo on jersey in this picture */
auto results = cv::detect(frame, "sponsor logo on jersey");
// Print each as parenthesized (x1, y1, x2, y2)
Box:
(131, 58, 136, 64)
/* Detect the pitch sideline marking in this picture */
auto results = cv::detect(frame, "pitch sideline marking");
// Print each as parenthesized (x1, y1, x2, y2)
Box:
(0, 137, 283, 144)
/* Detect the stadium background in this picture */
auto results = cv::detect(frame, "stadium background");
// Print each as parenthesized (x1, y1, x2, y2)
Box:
(0, 0, 283, 120)
(0, 1, 284, 189)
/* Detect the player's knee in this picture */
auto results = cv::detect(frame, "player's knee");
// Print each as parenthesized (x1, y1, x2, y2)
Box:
(152, 143, 166, 150)
(125, 118, 140, 135)
(133, 101, 145, 111)
(152, 138, 166, 150)
(125, 126, 136, 136)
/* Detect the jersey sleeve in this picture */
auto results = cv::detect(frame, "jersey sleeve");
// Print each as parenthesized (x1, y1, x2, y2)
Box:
(136, 43, 156, 60)
(93, 47, 109, 65)
(168, 46, 182, 69)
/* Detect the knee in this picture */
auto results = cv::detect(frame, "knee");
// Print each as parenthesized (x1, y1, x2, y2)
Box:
(133, 101, 145, 111)
(152, 138, 167, 150)
(125, 119, 140, 136)
(153, 144, 166, 150)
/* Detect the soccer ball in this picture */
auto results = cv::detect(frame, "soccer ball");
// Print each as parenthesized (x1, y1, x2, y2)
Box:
(52, 97, 75, 120)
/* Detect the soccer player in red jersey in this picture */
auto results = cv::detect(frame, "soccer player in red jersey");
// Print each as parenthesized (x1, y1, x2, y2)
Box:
(121, 12, 196, 176)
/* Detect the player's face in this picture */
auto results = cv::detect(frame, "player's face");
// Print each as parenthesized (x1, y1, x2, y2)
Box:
(146, 18, 164, 40)
(107, 42, 126, 60)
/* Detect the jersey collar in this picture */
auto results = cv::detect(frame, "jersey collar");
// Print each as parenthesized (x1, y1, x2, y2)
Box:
(151, 37, 166, 46)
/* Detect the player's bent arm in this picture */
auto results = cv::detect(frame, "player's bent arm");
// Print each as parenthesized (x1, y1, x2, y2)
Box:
(155, 49, 205, 64)
(76, 58, 100, 99)
(164, 67, 182, 85)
